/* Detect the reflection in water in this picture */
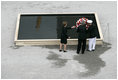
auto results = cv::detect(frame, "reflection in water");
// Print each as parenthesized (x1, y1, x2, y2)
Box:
(36, 16, 42, 30)
(19, 16, 57, 39)
(47, 51, 69, 68)
(73, 43, 111, 77)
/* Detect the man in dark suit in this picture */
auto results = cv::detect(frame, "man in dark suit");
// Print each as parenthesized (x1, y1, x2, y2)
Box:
(77, 24, 87, 54)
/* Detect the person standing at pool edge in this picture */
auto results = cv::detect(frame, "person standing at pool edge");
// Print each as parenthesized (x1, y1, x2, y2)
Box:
(59, 21, 75, 52)
(76, 22, 88, 54)
(87, 20, 97, 51)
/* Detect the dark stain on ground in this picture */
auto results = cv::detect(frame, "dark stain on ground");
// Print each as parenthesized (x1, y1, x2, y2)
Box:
(73, 42, 111, 77)
(47, 51, 69, 68)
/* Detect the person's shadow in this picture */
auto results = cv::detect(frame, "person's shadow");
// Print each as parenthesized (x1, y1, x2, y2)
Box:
(73, 42, 111, 77)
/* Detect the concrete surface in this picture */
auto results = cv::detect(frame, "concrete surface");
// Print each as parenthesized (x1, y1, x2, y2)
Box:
(1, 1, 117, 79)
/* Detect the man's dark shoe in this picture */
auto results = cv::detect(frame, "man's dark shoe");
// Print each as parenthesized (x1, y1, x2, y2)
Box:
(82, 51, 85, 54)
(76, 52, 79, 54)
(82, 52, 84, 54)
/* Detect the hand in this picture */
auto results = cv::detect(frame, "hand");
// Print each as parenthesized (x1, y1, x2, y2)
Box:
(71, 26, 75, 28)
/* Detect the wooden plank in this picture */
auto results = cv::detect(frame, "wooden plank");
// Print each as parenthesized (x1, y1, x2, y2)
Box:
(95, 12, 103, 40)
(14, 14, 21, 41)
(15, 40, 103, 46)
(20, 12, 96, 15)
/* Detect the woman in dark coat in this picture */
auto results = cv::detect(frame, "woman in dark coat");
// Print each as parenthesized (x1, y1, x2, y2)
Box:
(59, 21, 74, 52)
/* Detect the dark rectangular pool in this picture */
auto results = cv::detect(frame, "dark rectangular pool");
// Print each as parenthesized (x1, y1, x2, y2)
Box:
(18, 14, 100, 39)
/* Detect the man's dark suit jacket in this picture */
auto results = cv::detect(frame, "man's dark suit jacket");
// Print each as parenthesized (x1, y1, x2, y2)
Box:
(77, 24, 87, 40)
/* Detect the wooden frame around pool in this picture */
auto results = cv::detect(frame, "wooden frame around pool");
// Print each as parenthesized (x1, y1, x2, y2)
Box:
(14, 12, 103, 45)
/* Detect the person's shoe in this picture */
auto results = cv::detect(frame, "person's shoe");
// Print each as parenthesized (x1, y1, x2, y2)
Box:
(82, 51, 85, 54)
(64, 50, 67, 52)
(59, 50, 62, 52)
(82, 52, 84, 54)
(87, 49, 92, 52)
(76, 52, 79, 54)
(92, 49, 95, 51)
